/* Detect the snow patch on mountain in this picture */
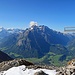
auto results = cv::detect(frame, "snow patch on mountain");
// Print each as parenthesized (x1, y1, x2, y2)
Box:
(0, 65, 57, 75)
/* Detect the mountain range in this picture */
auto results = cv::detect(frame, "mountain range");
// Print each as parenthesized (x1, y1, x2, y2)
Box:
(0, 25, 75, 66)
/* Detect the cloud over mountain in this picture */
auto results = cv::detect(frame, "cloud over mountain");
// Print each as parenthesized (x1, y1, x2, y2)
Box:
(29, 21, 38, 27)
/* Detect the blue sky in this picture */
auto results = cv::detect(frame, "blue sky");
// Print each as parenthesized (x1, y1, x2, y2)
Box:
(0, 0, 75, 32)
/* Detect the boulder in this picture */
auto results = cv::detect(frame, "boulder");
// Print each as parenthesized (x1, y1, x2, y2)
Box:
(34, 70, 48, 75)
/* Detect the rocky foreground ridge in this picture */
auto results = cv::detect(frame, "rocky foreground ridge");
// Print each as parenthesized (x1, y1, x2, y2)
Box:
(0, 59, 33, 71)
(56, 59, 75, 75)
(1, 58, 75, 75)
(0, 59, 58, 72)
(0, 59, 58, 75)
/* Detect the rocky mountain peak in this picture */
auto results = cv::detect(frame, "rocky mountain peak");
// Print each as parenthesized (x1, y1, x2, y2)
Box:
(0, 25, 75, 65)
(27, 25, 51, 33)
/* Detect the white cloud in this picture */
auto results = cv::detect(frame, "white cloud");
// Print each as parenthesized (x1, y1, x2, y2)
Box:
(30, 21, 38, 27)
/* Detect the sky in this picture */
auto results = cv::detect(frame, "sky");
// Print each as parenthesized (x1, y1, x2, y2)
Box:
(0, 0, 75, 32)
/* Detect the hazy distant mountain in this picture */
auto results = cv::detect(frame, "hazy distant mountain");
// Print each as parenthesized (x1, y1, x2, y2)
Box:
(0, 27, 9, 39)
(0, 27, 23, 36)
(0, 27, 24, 44)
(7, 28, 24, 33)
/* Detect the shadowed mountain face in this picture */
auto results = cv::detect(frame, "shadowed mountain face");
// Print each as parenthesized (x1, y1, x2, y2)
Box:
(0, 50, 13, 62)
(67, 39, 75, 57)
(0, 25, 70, 59)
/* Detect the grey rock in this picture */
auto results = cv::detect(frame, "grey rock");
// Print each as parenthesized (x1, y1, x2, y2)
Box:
(34, 70, 48, 75)
(0, 59, 33, 71)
